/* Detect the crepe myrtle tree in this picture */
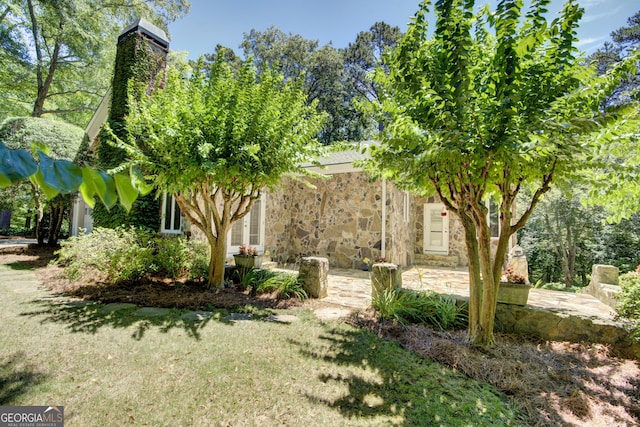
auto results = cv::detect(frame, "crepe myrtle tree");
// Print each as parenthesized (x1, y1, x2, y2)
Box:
(362, 0, 639, 346)
(119, 55, 327, 289)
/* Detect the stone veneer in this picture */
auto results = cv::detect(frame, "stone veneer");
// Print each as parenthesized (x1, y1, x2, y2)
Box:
(266, 172, 394, 268)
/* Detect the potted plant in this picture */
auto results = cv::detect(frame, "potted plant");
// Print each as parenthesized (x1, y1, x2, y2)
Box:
(233, 244, 263, 269)
(497, 265, 532, 306)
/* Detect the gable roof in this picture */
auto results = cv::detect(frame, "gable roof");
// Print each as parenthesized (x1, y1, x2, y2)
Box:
(303, 141, 376, 174)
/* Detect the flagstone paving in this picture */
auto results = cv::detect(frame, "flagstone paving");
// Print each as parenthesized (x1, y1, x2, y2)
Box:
(309, 265, 618, 324)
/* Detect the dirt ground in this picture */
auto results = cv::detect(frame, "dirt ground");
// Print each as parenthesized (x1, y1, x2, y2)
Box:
(2, 245, 639, 426)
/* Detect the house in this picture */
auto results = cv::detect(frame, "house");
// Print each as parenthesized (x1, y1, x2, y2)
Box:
(72, 18, 508, 269)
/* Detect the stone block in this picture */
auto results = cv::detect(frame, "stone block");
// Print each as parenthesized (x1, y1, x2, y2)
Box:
(590, 264, 619, 286)
(371, 263, 402, 299)
(299, 257, 329, 298)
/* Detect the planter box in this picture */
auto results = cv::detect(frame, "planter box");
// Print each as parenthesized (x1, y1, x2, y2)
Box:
(233, 254, 263, 269)
(497, 282, 532, 306)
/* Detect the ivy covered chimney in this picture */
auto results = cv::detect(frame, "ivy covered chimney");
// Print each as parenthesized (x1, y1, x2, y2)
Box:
(93, 18, 169, 230)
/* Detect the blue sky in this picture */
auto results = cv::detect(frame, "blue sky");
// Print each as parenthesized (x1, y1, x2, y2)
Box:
(168, 0, 638, 59)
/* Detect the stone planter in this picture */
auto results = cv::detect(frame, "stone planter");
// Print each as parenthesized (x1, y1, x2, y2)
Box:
(233, 254, 263, 269)
(497, 282, 532, 306)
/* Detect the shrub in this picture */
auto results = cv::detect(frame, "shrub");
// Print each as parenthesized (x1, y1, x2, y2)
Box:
(615, 270, 640, 342)
(245, 271, 307, 300)
(56, 226, 155, 284)
(154, 236, 191, 279)
(372, 288, 468, 330)
(186, 239, 210, 281)
(242, 269, 277, 294)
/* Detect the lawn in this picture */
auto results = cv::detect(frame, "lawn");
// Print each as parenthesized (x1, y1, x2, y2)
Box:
(0, 257, 520, 426)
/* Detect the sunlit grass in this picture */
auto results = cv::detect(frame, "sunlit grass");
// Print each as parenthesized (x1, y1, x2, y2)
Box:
(0, 263, 520, 426)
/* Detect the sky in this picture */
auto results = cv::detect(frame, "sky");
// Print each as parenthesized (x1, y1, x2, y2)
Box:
(167, 0, 639, 59)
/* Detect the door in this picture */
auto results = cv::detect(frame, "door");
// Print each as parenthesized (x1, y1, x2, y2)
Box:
(424, 203, 449, 254)
(227, 196, 265, 256)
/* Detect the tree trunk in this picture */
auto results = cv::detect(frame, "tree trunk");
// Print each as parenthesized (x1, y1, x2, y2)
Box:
(474, 225, 498, 347)
(207, 224, 229, 289)
(29, 183, 45, 245)
(460, 213, 482, 340)
(47, 200, 65, 246)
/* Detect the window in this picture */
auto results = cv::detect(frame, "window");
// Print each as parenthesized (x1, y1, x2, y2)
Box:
(162, 193, 182, 234)
(488, 198, 500, 238)
(228, 195, 265, 256)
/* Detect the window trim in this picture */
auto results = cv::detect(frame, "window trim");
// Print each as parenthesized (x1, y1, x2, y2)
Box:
(161, 193, 182, 234)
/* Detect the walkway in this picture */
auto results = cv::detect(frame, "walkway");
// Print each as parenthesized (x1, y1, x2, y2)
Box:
(314, 266, 640, 358)
(0, 238, 37, 248)
(318, 266, 616, 321)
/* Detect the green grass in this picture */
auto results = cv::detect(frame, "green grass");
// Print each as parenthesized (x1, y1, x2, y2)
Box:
(0, 263, 521, 426)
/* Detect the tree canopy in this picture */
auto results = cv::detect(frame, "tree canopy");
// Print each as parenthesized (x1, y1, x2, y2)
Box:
(0, 0, 189, 126)
(363, 0, 639, 346)
(120, 55, 327, 288)
(586, 9, 640, 222)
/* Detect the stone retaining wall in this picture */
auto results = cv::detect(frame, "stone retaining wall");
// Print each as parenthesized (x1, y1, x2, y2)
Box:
(494, 303, 638, 359)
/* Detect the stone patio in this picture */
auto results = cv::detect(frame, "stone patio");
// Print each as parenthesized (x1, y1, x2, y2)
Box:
(300, 265, 639, 358)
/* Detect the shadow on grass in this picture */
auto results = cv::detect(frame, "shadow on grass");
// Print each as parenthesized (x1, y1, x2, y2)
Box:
(0, 352, 48, 405)
(19, 297, 271, 341)
(3, 262, 36, 271)
(291, 326, 519, 426)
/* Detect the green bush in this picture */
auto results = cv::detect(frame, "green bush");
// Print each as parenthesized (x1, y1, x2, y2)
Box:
(56, 226, 156, 284)
(186, 239, 210, 281)
(154, 236, 191, 279)
(616, 270, 640, 342)
(241, 270, 306, 300)
(372, 288, 468, 330)
(57, 227, 213, 285)
(535, 282, 582, 293)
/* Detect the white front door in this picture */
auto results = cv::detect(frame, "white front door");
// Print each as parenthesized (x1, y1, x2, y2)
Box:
(424, 203, 449, 254)
(227, 196, 265, 256)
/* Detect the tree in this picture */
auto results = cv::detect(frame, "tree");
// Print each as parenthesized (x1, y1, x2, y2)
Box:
(344, 21, 402, 102)
(363, 0, 638, 346)
(241, 27, 374, 143)
(587, 10, 640, 221)
(519, 187, 598, 288)
(119, 55, 327, 289)
(0, 117, 84, 244)
(1, 0, 189, 127)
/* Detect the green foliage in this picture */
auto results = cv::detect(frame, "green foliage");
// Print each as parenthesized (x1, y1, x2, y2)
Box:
(93, 30, 167, 230)
(240, 26, 378, 143)
(615, 270, 640, 341)
(56, 226, 156, 284)
(241, 269, 277, 290)
(0, 117, 84, 158)
(521, 187, 640, 285)
(121, 53, 327, 288)
(372, 289, 468, 330)
(56, 227, 211, 284)
(241, 270, 306, 300)
(1, 0, 189, 126)
(363, 0, 638, 346)
(585, 10, 640, 221)
(186, 239, 211, 281)
(535, 282, 583, 293)
(154, 236, 191, 279)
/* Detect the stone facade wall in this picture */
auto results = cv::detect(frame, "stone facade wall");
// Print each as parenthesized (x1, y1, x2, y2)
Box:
(266, 172, 409, 268)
